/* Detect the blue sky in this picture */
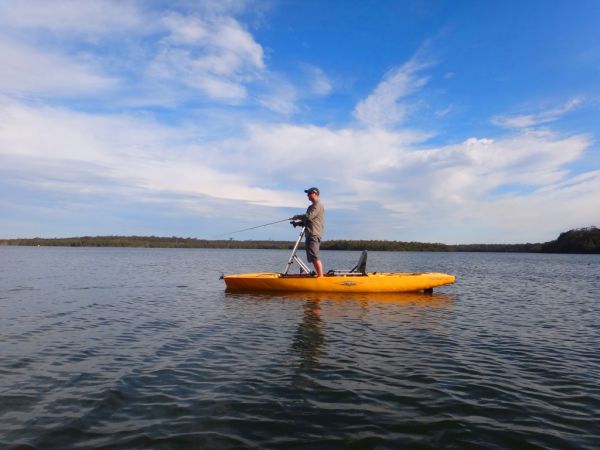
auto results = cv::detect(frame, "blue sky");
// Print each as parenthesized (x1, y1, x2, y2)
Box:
(1, 0, 599, 243)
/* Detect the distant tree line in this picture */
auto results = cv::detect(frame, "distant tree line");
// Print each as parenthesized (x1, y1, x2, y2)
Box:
(321, 240, 448, 251)
(450, 243, 542, 252)
(448, 226, 599, 253)
(1, 226, 598, 253)
(539, 226, 600, 254)
(0, 235, 295, 249)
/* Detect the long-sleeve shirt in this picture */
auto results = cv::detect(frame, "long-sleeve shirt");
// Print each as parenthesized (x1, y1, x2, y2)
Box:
(296, 200, 325, 239)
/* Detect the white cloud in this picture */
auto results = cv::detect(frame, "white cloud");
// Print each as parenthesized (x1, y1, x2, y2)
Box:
(0, 39, 119, 96)
(257, 88, 298, 115)
(0, 93, 597, 242)
(213, 120, 595, 242)
(0, 2, 268, 105)
(0, 1, 320, 114)
(435, 104, 453, 118)
(162, 14, 264, 70)
(303, 65, 332, 96)
(0, 99, 295, 209)
(492, 96, 583, 129)
(353, 56, 432, 128)
(467, 170, 600, 242)
(216, 121, 591, 210)
(149, 13, 265, 102)
(255, 65, 332, 115)
(225, 123, 430, 181)
(0, 0, 147, 35)
(430, 132, 589, 196)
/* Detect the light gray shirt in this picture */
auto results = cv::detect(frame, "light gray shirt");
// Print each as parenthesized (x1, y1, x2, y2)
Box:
(297, 200, 324, 239)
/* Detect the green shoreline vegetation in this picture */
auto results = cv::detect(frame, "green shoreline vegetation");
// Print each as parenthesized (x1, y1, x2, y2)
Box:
(1, 227, 599, 254)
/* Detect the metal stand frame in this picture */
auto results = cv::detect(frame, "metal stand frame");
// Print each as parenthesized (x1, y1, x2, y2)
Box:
(283, 226, 311, 275)
(282, 226, 368, 277)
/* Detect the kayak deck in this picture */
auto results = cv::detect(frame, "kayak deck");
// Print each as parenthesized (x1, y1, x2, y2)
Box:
(223, 272, 455, 293)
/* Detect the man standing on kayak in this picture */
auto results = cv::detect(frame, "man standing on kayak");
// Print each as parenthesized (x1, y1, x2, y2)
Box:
(292, 187, 325, 277)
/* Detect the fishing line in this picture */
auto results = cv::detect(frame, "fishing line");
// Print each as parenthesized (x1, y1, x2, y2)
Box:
(214, 218, 293, 237)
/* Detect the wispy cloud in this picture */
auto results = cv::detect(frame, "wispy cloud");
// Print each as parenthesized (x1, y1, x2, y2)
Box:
(353, 56, 433, 128)
(0, 0, 147, 35)
(0, 39, 119, 97)
(302, 64, 333, 96)
(149, 13, 265, 102)
(0, 1, 323, 114)
(0, 1, 268, 105)
(255, 64, 332, 115)
(257, 78, 298, 115)
(0, 98, 297, 208)
(491, 96, 583, 129)
(435, 105, 454, 118)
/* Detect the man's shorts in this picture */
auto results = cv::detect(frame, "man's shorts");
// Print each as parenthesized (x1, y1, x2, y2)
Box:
(305, 236, 321, 263)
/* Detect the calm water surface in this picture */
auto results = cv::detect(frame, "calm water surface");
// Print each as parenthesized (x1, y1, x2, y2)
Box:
(1, 247, 599, 449)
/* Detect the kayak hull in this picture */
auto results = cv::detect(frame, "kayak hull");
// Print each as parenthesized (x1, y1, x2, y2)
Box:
(223, 272, 455, 293)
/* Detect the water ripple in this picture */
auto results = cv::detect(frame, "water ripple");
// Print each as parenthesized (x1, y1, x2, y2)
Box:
(1, 248, 599, 449)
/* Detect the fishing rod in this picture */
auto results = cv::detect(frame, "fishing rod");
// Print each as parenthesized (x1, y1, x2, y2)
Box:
(214, 217, 294, 237)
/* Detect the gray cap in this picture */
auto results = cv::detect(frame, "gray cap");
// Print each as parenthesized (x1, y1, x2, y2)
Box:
(304, 187, 320, 195)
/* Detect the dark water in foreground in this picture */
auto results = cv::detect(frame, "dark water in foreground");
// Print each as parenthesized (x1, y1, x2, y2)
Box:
(1, 247, 599, 449)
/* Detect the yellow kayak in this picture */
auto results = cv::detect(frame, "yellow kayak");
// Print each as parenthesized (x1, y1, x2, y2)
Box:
(223, 272, 455, 293)
(222, 230, 455, 293)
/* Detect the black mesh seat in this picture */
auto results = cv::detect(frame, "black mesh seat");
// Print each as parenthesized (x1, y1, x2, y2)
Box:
(327, 250, 368, 276)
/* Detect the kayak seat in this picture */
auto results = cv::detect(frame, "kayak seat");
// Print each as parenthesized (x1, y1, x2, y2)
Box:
(327, 250, 368, 276)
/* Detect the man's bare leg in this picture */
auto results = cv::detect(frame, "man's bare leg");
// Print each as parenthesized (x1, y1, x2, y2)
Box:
(313, 259, 324, 277)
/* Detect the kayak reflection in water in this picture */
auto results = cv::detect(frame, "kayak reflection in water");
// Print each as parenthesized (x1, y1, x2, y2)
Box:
(291, 187, 325, 277)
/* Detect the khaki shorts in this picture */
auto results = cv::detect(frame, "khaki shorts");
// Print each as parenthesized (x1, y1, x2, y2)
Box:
(305, 236, 321, 263)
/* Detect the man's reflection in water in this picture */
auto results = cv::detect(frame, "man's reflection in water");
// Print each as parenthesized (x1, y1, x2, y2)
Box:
(292, 299, 324, 370)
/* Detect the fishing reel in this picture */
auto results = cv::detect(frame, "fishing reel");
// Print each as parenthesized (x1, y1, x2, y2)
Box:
(290, 220, 305, 228)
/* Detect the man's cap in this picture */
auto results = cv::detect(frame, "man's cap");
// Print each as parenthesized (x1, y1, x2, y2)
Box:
(304, 187, 320, 195)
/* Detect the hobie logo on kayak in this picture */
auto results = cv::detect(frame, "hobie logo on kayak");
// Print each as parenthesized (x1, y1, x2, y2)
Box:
(339, 281, 358, 286)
